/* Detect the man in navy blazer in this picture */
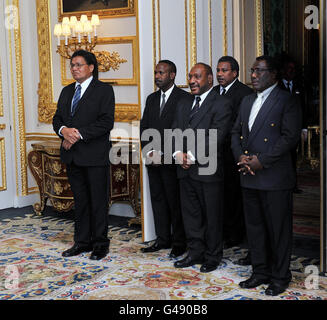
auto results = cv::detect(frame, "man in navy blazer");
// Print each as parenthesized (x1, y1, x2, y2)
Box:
(53, 50, 115, 260)
(172, 63, 232, 273)
(231, 56, 302, 296)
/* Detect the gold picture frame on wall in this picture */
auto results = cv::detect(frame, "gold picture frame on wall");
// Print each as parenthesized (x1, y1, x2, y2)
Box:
(60, 36, 139, 86)
(36, 0, 140, 124)
(58, 0, 135, 20)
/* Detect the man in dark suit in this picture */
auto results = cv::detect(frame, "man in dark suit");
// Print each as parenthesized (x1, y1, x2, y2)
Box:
(278, 58, 307, 194)
(231, 56, 302, 296)
(172, 63, 232, 273)
(213, 56, 253, 253)
(53, 50, 115, 260)
(140, 60, 190, 258)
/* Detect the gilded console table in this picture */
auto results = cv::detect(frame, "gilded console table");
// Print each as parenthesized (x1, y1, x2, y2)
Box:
(27, 141, 74, 215)
(109, 141, 141, 225)
(28, 141, 141, 220)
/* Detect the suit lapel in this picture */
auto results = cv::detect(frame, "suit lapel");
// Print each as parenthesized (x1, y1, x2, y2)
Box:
(182, 96, 194, 129)
(189, 89, 216, 129)
(248, 87, 280, 143)
(160, 86, 178, 119)
(65, 84, 76, 117)
(224, 80, 239, 98)
(154, 90, 161, 117)
(241, 93, 257, 138)
(72, 79, 97, 115)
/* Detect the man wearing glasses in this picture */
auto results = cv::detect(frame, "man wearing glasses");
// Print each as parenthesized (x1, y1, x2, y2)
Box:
(53, 50, 115, 261)
(231, 56, 302, 296)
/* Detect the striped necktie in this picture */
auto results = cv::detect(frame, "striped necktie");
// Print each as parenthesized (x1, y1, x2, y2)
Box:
(159, 93, 166, 117)
(189, 96, 201, 120)
(221, 88, 226, 95)
(71, 84, 81, 116)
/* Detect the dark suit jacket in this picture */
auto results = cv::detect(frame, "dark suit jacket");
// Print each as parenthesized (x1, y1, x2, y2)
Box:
(140, 85, 191, 159)
(231, 86, 302, 191)
(214, 80, 253, 163)
(172, 88, 232, 182)
(214, 80, 253, 124)
(278, 79, 307, 128)
(52, 78, 115, 166)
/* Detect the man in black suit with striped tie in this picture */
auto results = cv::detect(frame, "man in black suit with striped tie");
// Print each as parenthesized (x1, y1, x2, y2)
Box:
(53, 50, 115, 261)
(140, 60, 190, 258)
(213, 56, 253, 258)
(172, 63, 232, 273)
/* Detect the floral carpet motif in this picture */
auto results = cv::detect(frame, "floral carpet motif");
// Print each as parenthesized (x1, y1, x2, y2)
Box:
(0, 214, 326, 300)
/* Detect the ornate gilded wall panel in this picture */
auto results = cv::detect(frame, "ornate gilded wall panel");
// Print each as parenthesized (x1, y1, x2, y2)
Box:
(0, 63, 3, 117)
(0, 138, 6, 191)
(36, 0, 140, 124)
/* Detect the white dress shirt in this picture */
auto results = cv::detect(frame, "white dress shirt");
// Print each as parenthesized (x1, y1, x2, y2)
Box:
(59, 76, 93, 138)
(173, 87, 214, 161)
(220, 78, 237, 95)
(248, 82, 278, 131)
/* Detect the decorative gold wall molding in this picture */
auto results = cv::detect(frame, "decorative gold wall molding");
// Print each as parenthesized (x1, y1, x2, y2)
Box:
(0, 63, 3, 117)
(36, 0, 141, 124)
(255, 0, 264, 57)
(152, 0, 189, 89)
(58, 0, 135, 20)
(36, 0, 57, 124)
(115, 104, 140, 122)
(190, 0, 197, 66)
(222, 0, 227, 56)
(0, 138, 6, 191)
(7, 0, 27, 196)
(208, 0, 212, 66)
(60, 36, 138, 86)
(184, 0, 189, 83)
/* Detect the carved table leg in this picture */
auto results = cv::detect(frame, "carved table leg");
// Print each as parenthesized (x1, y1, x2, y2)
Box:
(128, 164, 141, 226)
(27, 150, 47, 216)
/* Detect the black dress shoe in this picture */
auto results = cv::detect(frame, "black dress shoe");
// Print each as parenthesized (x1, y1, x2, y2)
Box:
(62, 244, 93, 257)
(90, 246, 109, 260)
(200, 264, 217, 273)
(174, 255, 203, 268)
(239, 275, 270, 289)
(169, 246, 186, 258)
(141, 242, 170, 253)
(236, 253, 251, 266)
(265, 283, 288, 296)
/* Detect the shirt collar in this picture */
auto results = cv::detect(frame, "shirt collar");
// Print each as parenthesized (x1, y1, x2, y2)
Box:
(76, 76, 93, 90)
(195, 86, 213, 104)
(257, 82, 278, 99)
(161, 84, 175, 100)
(221, 78, 237, 94)
(283, 79, 293, 86)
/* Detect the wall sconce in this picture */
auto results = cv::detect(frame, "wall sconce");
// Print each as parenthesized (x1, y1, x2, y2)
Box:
(53, 14, 127, 73)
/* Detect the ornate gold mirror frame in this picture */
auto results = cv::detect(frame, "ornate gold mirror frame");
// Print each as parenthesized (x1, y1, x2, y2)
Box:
(36, 0, 140, 124)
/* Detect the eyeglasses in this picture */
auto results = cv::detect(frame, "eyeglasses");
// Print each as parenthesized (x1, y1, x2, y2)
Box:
(250, 68, 271, 75)
(217, 68, 232, 73)
(70, 63, 87, 69)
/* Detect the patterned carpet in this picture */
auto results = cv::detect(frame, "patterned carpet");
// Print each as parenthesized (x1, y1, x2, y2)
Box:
(0, 214, 326, 301)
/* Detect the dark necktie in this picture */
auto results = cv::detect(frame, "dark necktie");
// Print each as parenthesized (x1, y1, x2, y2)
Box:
(287, 81, 292, 93)
(71, 84, 81, 116)
(221, 88, 226, 95)
(159, 93, 166, 116)
(189, 96, 201, 120)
